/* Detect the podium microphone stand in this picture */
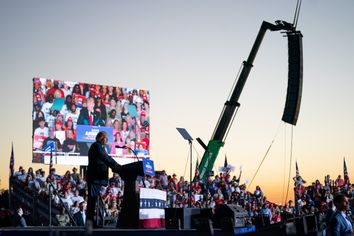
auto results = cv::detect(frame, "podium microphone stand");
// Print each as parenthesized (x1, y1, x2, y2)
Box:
(176, 127, 193, 208)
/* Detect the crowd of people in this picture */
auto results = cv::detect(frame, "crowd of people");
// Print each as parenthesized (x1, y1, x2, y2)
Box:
(32, 78, 150, 162)
(10, 163, 354, 230)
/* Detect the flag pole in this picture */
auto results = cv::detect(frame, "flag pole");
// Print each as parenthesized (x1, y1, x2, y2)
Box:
(9, 142, 14, 210)
(294, 161, 298, 215)
(49, 145, 53, 227)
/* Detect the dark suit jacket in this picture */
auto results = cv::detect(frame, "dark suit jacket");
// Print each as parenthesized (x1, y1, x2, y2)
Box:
(86, 141, 120, 186)
(330, 211, 353, 236)
(77, 108, 104, 126)
(73, 211, 85, 226)
(11, 214, 27, 227)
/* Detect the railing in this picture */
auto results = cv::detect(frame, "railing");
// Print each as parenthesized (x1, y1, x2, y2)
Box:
(10, 178, 60, 226)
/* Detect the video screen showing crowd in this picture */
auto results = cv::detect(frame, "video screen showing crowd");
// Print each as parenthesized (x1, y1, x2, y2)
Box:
(32, 78, 150, 165)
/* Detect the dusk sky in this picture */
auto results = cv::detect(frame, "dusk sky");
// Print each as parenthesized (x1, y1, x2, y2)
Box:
(0, 0, 353, 204)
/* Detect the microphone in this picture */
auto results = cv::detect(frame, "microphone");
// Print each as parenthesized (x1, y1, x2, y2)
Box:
(115, 145, 139, 162)
(115, 145, 145, 188)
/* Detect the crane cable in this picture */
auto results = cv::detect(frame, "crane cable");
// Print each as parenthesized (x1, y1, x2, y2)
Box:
(281, 124, 287, 205)
(220, 62, 244, 142)
(284, 125, 294, 204)
(247, 121, 282, 190)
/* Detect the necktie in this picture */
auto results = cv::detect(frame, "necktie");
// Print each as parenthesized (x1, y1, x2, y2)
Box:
(82, 212, 86, 225)
(345, 215, 353, 230)
(89, 113, 93, 126)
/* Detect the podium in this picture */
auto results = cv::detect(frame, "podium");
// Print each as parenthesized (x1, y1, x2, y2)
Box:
(116, 161, 144, 229)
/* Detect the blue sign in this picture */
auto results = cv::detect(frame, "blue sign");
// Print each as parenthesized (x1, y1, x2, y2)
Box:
(76, 125, 113, 143)
(143, 158, 155, 177)
(43, 141, 56, 152)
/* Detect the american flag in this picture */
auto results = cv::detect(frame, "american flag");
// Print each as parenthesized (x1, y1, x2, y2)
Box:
(9, 143, 14, 177)
(296, 161, 300, 178)
(344, 157, 350, 185)
(218, 155, 234, 173)
(195, 158, 199, 178)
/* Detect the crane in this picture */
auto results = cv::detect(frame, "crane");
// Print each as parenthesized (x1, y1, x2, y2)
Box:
(196, 20, 302, 182)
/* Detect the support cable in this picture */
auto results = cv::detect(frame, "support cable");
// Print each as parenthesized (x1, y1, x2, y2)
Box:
(247, 121, 282, 190)
(293, 0, 302, 30)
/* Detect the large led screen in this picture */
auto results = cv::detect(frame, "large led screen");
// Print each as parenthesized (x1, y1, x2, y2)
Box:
(32, 78, 150, 165)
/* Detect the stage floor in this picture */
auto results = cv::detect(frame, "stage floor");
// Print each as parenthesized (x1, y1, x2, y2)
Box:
(0, 226, 260, 236)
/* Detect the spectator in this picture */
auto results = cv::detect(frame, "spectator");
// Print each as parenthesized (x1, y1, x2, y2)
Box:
(65, 104, 79, 128)
(71, 189, 84, 206)
(72, 84, 83, 95)
(94, 96, 107, 122)
(56, 206, 71, 226)
(14, 166, 24, 177)
(330, 194, 353, 235)
(261, 203, 272, 223)
(71, 167, 80, 183)
(12, 207, 27, 227)
(73, 201, 87, 226)
(42, 94, 54, 120)
(46, 80, 64, 98)
(42, 127, 62, 152)
(61, 94, 73, 117)
(62, 130, 77, 152)
(159, 170, 168, 190)
(61, 190, 74, 209)
(335, 175, 344, 188)
(33, 103, 45, 128)
(34, 117, 49, 138)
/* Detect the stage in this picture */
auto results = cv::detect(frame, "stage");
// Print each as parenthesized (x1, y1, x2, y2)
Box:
(1, 223, 324, 236)
(0, 226, 259, 236)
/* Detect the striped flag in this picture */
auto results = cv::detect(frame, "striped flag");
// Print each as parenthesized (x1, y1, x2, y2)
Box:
(344, 157, 350, 186)
(219, 155, 234, 173)
(139, 188, 166, 228)
(195, 158, 199, 178)
(9, 143, 14, 177)
(49, 148, 53, 171)
(296, 161, 299, 178)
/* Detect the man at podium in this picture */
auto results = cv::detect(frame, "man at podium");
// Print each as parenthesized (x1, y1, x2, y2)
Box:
(85, 131, 121, 227)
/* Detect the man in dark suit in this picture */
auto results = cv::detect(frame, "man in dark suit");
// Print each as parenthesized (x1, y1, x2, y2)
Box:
(73, 201, 87, 226)
(77, 97, 105, 156)
(11, 207, 27, 227)
(330, 194, 353, 236)
(86, 131, 121, 227)
(77, 97, 104, 126)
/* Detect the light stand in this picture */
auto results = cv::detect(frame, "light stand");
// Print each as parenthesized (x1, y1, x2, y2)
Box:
(176, 128, 193, 208)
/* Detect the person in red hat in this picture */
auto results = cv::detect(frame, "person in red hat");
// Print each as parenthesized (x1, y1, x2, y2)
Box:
(64, 117, 75, 138)
(55, 120, 64, 131)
